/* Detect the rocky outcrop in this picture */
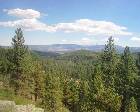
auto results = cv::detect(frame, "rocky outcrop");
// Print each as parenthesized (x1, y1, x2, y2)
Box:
(0, 100, 15, 112)
(0, 100, 44, 112)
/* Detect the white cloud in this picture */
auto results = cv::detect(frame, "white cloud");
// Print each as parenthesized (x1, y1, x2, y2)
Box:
(80, 37, 93, 45)
(131, 37, 140, 41)
(0, 19, 55, 32)
(61, 39, 67, 42)
(55, 19, 132, 36)
(4, 8, 41, 19)
(71, 37, 94, 45)
(101, 37, 119, 42)
(60, 38, 94, 45)
(114, 37, 119, 42)
(0, 8, 133, 37)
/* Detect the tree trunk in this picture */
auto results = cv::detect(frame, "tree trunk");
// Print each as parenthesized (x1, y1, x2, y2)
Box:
(120, 92, 127, 112)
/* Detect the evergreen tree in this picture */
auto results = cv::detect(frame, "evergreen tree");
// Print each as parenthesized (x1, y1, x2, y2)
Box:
(63, 78, 79, 112)
(135, 53, 140, 110)
(32, 61, 45, 101)
(89, 65, 122, 112)
(1, 28, 140, 112)
(126, 97, 138, 112)
(0, 48, 11, 85)
(78, 80, 90, 112)
(0, 48, 8, 74)
(100, 37, 118, 87)
(43, 74, 69, 112)
(136, 53, 140, 76)
(10, 28, 27, 94)
(89, 65, 105, 111)
(117, 47, 138, 112)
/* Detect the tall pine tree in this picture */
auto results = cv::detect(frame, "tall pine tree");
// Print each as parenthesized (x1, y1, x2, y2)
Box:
(10, 28, 27, 94)
(117, 46, 138, 112)
(100, 37, 118, 87)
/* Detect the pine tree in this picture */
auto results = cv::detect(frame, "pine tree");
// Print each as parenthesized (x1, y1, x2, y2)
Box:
(43, 74, 69, 112)
(10, 28, 27, 94)
(100, 37, 118, 87)
(0, 48, 11, 85)
(90, 65, 105, 111)
(32, 61, 45, 102)
(136, 53, 140, 76)
(135, 53, 140, 111)
(126, 97, 138, 112)
(117, 46, 138, 112)
(18, 50, 45, 100)
(62, 78, 79, 112)
(89, 65, 122, 112)
(0, 48, 7, 74)
(78, 80, 90, 112)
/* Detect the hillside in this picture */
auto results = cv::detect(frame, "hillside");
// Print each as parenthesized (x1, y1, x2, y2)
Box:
(28, 44, 140, 53)
(0, 29, 140, 112)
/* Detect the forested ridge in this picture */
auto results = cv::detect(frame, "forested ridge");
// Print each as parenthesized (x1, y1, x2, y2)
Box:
(0, 28, 140, 112)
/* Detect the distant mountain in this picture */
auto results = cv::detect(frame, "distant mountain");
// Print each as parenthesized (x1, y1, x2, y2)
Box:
(1, 44, 140, 53)
(28, 44, 140, 53)
(28, 44, 85, 53)
(33, 50, 60, 58)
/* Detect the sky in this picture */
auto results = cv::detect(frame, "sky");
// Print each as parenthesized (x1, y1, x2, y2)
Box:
(0, 0, 140, 46)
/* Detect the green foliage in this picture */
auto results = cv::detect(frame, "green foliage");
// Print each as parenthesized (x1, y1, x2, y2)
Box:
(100, 37, 118, 87)
(43, 74, 68, 112)
(10, 28, 28, 94)
(126, 97, 138, 112)
(117, 47, 138, 94)
(78, 81, 90, 112)
(31, 61, 45, 101)
(136, 53, 140, 76)
(90, 65, 122, 112)
(0, 88, 34, 105)
(63, 78, 80, 112)
(116, 47, 138, 112)
(0, 29, 140, 112)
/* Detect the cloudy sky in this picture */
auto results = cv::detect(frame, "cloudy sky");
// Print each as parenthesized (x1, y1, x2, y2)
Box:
(0, 0, 140, 46)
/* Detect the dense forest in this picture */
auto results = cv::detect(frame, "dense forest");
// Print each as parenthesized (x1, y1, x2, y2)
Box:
(0, 28, 140, 112)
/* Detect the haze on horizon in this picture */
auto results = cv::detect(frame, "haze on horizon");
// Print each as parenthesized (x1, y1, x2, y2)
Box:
(0, 0, 140, 47)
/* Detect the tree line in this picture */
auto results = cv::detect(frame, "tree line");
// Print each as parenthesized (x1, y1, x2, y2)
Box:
(0, 28, 140, 112)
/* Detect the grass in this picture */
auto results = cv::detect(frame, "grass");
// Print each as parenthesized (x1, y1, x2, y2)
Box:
(0, 88, 34, 105)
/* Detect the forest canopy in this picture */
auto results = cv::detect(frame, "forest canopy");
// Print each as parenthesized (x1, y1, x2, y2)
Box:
(0, 28, 140, 112)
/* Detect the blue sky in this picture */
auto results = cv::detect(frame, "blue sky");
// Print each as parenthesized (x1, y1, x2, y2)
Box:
(0, 0, 140, 46)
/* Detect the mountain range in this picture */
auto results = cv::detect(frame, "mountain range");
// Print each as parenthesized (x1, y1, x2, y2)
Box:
(28, 44, 140, 53)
